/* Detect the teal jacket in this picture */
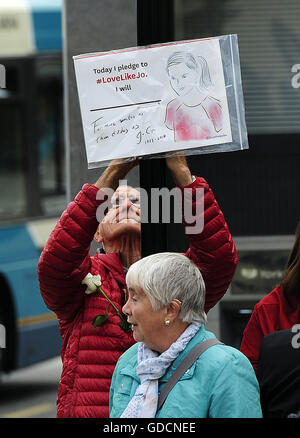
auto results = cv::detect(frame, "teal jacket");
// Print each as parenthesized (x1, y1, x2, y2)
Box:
(109, 325, 262, 418)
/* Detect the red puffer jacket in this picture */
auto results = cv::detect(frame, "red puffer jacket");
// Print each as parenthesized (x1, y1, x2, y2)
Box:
(38, 176, 237, 418)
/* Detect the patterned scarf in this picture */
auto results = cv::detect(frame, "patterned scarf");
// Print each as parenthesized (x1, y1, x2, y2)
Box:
(120, 322, 201, 418)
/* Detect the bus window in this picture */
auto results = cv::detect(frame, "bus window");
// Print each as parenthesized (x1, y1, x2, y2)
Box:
(36, 55, 65, 216)
(0, 55, 65, 221)
(0, 0, 63, 374)
(0, 66, 27, 221)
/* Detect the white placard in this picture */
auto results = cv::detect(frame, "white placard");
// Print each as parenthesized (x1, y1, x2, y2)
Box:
(74, 37, 233, 167)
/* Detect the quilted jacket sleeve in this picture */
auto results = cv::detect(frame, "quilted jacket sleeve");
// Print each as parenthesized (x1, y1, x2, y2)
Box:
(38, 184, 103, 322)
(240, 309, 263, 374)
(180, 177, 238, 313)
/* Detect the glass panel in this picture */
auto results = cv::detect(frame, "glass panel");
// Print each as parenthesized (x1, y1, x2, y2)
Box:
(231, 249, 289, 295)
(174, 0, 300, 134)
(36, 55, 66, 216)
(0, 66, 27, 220)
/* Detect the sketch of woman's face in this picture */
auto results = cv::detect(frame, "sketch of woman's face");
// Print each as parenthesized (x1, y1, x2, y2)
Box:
(168, 63, 198, 97)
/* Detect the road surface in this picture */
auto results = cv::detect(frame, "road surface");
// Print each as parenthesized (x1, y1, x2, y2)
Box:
(0, 356, 61, 418)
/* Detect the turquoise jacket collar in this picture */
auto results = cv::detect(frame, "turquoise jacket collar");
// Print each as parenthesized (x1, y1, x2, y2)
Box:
(118, 324, 215, 384)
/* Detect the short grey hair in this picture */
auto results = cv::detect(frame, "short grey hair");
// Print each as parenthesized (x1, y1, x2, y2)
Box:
(126, 252, 207, 324)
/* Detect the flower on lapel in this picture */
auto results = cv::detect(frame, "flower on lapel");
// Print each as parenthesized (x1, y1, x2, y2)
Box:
(82, 273, 102, 294)
(81, 272, 131, 333)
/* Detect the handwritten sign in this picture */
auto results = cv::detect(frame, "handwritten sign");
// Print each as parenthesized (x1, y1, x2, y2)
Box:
(74, 38, 233, 168)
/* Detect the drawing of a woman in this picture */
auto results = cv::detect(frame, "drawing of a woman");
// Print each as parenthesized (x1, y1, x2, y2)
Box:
(165, 51, 222, 142)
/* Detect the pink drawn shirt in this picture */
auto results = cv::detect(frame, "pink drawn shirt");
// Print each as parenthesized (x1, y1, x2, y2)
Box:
(165, 96, 222, 142)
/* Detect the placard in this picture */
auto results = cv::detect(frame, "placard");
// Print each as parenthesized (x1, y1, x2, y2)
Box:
(74, 36, 246, 168)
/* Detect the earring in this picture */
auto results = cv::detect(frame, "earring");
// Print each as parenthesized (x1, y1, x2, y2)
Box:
(165, 320, 170, 327)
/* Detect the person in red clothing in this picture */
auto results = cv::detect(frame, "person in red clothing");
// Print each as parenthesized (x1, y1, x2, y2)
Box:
(240, 221, 300, 374)
(38, 154, 238, 418)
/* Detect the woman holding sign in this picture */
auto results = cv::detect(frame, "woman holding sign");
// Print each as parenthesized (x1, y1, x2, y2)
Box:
(38, 154, 238, 418)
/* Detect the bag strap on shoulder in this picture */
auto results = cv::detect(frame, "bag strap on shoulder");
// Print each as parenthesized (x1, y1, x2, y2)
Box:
(157, 338, 223, 411)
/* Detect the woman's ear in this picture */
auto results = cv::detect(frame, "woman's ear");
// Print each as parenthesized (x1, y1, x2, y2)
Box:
(94, 225, 104, 243)
(166, 299, 182, 322)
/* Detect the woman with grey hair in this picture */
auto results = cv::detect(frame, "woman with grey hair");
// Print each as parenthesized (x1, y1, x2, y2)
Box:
(109, 252, 262, 418)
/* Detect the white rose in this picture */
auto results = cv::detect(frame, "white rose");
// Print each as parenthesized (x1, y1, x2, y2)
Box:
(81, 273, 102, 295)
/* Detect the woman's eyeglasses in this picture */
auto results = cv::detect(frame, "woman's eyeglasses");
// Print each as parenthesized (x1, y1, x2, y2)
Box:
(111, 196, 140, 208)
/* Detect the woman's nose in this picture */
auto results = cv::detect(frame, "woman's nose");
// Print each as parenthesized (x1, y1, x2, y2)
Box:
(122, 299, 130, 316)
(119, 197, 132, 211)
